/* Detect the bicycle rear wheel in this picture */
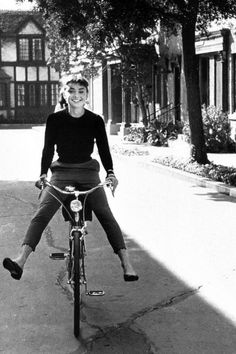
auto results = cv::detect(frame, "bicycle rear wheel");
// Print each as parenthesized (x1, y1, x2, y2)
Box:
(73, 230, 83, 338)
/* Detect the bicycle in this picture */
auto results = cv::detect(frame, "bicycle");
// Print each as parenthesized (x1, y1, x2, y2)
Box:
(40, 179, 112, 338)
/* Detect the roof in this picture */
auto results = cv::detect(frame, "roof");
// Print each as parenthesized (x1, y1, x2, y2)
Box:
(0, 10, 44, 34)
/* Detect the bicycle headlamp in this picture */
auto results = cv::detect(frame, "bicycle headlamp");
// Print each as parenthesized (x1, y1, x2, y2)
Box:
(70, 199, 82, 212)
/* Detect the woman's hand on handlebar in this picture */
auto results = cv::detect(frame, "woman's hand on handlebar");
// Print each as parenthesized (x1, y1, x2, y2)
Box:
(106, 172, 118, 196)
(35, 174, 47, 189)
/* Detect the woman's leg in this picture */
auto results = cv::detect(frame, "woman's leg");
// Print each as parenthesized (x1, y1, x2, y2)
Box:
(11, 186, 64, 269)
(87, 188, 125, 252)
(88, 189, 138, 280)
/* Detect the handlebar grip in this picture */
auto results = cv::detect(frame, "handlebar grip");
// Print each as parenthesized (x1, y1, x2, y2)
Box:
(35, 180, 46, 190)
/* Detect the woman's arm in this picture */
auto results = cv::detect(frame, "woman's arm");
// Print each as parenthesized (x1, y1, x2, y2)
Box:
(40, 115, 56, 176)
(95, 116, 114, 173)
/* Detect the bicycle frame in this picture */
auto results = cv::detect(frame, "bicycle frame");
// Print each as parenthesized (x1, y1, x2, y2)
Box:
(45, 179, 110, 290)
(42, 179, 111, 337)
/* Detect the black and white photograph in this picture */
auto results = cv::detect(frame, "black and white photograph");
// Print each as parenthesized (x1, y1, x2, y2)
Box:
(1, 0, 236, 353)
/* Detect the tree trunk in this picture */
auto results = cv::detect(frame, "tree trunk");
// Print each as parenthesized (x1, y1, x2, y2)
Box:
(137, 83, 148, 127)
(181, 22, 209, 164)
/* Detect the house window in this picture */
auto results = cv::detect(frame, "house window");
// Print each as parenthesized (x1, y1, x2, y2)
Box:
(17, 84, 25, 106)
(18, 37, 43, 62)
(29, 84, 36, 106)
(32, 38, 43, 61)
(16, 83, 58, 107)
(0, 84, 6, 107)
(51, 83, 59, 105)
(40, 84, 48, 105)
(19, 38, 29, 61)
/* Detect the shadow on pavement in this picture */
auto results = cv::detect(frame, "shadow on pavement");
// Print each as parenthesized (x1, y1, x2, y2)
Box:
(81, 218, 236, 353)
(193, 189, 236, 203)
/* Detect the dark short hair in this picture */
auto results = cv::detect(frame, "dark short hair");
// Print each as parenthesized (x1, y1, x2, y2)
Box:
(66, 76, 89, 92)
(59, 92, 67, 108)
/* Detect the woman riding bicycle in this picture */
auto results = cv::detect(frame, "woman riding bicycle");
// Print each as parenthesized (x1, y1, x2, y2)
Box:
(3, 75, 138, 282)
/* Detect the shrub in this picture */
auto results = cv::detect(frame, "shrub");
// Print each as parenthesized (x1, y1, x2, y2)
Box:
(183, 105, 236, 153)
(152, 155, 236, 187)
(146, 120, 179, 146)
(123, 125, 147, 144)
(124, 120, 179, 146)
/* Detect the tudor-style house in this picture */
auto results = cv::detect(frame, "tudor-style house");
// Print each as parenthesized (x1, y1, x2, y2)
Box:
(0, 11, 60, 124)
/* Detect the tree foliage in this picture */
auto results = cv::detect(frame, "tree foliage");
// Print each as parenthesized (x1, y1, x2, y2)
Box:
(31, 1, 159, 75)
(19, 0, 236, 71)
(30, 0, 161, 125)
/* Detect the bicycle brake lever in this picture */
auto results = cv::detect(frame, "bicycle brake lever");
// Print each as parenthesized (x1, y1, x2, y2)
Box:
(108, 183, 115, 197)
(35, 180, 46, 200)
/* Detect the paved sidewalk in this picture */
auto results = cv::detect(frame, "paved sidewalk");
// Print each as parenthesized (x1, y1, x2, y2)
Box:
(108, 135, 236, 199)
(108, 134, 236, 168)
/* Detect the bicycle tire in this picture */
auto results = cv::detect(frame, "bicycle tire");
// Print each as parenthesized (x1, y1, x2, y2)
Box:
(73, 230, 83, 338)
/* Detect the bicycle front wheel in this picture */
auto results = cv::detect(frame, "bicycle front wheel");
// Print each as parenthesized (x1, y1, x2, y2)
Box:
(73, 230, 83, 338)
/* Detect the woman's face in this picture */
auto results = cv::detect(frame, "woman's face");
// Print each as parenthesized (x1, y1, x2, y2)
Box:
(63, 82, 88, 109)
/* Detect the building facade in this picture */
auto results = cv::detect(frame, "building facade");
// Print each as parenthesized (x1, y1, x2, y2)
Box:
(102, 38, 182, 135)
(195, 25, 236, 139)
(0, 11, 60, 125)
(102, 21, 236, 140)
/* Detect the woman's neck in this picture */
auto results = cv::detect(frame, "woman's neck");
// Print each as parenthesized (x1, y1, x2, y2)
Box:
(68, 106, 85, 118)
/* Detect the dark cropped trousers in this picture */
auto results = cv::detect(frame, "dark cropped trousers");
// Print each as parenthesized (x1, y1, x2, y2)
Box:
(22, 159, 126, 254)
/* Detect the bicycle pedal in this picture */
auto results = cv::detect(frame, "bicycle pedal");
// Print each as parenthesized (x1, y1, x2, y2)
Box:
(49, 252, 66, 260)
(86, 290, 105, 296)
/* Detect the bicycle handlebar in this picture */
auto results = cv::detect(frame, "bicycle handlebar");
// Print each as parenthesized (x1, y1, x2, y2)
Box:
(43, 180, 111, 197)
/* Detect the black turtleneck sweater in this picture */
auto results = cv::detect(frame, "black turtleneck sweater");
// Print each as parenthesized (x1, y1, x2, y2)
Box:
(40, 109, 113, 176)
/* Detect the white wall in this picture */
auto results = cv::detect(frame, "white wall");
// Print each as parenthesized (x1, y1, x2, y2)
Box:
(89, 68, 103, 116)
